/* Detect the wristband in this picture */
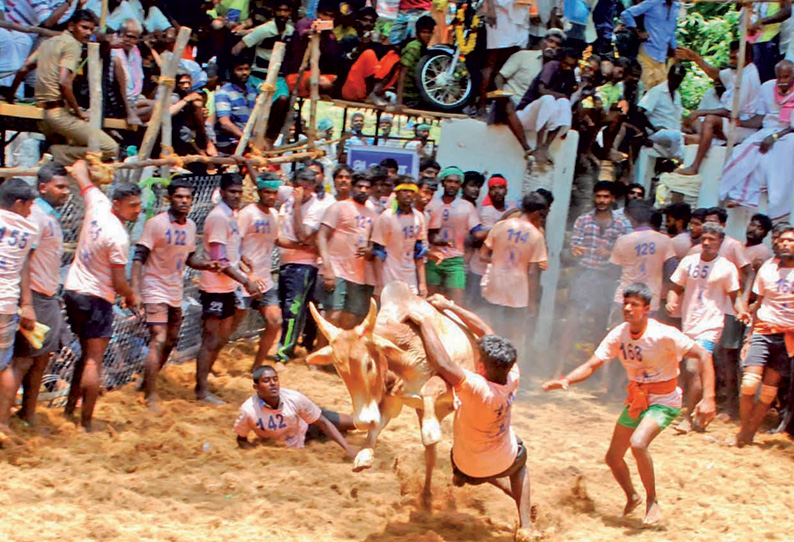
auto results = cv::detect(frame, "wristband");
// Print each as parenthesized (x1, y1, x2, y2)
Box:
(772, 133, 779, 141)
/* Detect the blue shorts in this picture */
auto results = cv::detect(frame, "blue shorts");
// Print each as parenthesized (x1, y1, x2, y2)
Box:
(697, 337, 717, 353)
(318, 278, 374, 316)
(235, 286, 279, 310)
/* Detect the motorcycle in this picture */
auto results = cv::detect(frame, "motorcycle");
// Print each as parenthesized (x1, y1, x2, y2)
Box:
(416, 1, 483, 112)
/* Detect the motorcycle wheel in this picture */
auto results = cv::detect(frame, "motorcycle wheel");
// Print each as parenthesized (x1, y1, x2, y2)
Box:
(416, 49, 471, 113)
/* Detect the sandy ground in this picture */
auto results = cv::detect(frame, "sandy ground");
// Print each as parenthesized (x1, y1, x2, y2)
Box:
(0, 340, 793, 542)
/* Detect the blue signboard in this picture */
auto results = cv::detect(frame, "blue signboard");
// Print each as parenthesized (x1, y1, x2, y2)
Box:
(347, 146, 419, 178)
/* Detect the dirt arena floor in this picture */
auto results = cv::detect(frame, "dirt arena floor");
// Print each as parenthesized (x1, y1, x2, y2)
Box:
(1, 339, 793, 542)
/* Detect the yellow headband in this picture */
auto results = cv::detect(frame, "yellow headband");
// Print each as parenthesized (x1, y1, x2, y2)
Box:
(394, 183, 418, 193)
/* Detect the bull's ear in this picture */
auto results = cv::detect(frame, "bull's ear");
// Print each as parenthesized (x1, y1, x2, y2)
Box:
(306, 345, 335, 366)
(367, 334, 409, 368)
(310, 302, 341, 342)
(355, 298, 378, 337)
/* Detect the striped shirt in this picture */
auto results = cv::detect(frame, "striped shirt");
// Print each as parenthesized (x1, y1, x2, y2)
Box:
(214, 81, 256, 147)
(1, 0, 50, 25)
(242, 20, 294, 80)
(570, 210, 631, 270)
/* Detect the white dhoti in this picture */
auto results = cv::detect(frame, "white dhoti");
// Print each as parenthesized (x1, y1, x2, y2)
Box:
(0, 29, 34, 87)
(719, 129, 794, 220)
(516, 95, 572, 135)
(648, 128, 683, 158)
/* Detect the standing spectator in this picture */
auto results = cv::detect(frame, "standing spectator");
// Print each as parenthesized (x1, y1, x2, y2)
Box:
(0, 179, 40, 441)
(234, 175, 283, 371)
(7, 164, 70, 428)
(132, 178, 217, 414)
(477, 0, 530, 115)
(748, 1, 792, 82)
(275, 169, 327, 363)
(4, 10, 119, 163)
(282, 0, 341, 97)
(426, 167, 484, 305)
(214, 55, 257, 154)
(468, 175, 511, 307)
(317, 173, 377, 329)
(555, 182, 630, 373)
(196, 174, 259, 405)
(395, 15, 436, 109)
(371, 178, 428, 296)
(231, 0, 294, 91)
(496, 29, 565, 107)
(389, 0, 431, 44)
(622, 0, 680, 89)
(63, 161, 141, 430)
(744, 213, 774, 272)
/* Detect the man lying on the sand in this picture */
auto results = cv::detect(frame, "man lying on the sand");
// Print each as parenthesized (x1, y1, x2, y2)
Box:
(406, 295, 542, 542)
(543, 282, 716, 526)
(234, 365, 357, 458)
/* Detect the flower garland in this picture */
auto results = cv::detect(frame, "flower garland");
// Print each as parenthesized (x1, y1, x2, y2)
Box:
(454, 5, 480, 57)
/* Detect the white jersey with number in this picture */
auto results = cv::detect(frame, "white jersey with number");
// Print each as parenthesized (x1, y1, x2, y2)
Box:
(233, 389, 322, 449)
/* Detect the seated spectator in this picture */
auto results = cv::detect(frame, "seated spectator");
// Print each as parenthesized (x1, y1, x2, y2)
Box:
(214, 54, 257, 154)
(395, 15, 437, 109)
(339, 8, 402, 104)
(171, 73, 216, 159)
(368, 115, 402, 146)
(675, 42, 761, 175)
(638, 63, 686, 158)
(109, 19, 149, 125)
(389, 0, 432, 45)
(283, 0, 341, 97)
(404, 122, 434, 158)
(506, 47, 579, 164)
(496, 28, 565, 106)
(106, 0, 172, 34)
(231, 0, 294, 94)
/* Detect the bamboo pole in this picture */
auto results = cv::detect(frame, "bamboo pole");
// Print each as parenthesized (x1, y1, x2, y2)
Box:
(723, 7, 748, 166)
(87, 42, 103, 153)
(160, 51, 174, 177)
(133, 26, 192, 183)
(327, 98, 468, 120)
(0, 150, 326, 177)
(279, 39, 313, 141)
(307, 33, 321, 148)
(237, 42, 286, 154)
(99, 0, 109, 32)
(0, 20, 58, 37)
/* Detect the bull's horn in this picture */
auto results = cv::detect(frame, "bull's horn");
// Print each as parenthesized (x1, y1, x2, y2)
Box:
(355, 298, 378, 337)
(309, 302, 341, 342)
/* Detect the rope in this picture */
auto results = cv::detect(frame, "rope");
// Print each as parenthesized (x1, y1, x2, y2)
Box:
(160, 145, 185, 170)
(158, 76, 176, 87)
(86, 152, 114, 185)
(259, 83, 276, 93)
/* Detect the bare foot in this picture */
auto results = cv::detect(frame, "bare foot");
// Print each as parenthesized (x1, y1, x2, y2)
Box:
(126, 114, 143, 127)
(515, 526, 544, 542)
(197, 393, 226, 406)
(534, 148, 554, 165)
(735, 430, 754, 448)
(146, 396, 165, 415)
(642, 500, 662, 526)
(674, 417, 692, 435)
(623, 493, 643, 516)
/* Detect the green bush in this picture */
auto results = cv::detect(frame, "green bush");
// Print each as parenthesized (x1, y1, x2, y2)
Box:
(676, 4, 740, 111)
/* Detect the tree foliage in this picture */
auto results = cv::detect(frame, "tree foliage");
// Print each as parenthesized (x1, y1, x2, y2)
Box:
(676, 4, 740, 111)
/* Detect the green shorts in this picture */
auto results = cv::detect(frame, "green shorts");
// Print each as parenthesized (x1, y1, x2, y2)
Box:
(617, 404, 681, 430)
(426, 257, 466, 290)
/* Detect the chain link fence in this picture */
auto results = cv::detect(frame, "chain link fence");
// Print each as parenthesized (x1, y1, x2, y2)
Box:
(40, 172, 269, 407)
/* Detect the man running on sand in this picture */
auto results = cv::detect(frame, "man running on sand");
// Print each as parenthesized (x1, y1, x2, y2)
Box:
(406, 294, 541, 541)
(234, 365, 356, 458)
(543, 282, 716, 526)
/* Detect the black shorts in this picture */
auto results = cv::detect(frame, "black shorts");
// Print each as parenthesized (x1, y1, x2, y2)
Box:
(14, 291, 65, 357)
(64, 290, 115, 340)
(199, 291, 237, 320)
(304, 408, 339, 441)
(743, 333, 792, 379)
(451, 436, 527, 486)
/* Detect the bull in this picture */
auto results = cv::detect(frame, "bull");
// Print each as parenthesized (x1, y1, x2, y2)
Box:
(306, 281, 479, 500)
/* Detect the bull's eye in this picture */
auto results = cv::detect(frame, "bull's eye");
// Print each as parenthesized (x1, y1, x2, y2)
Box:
(367, 360, 375, 373)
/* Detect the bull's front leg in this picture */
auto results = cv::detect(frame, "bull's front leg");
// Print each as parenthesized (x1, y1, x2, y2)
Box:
(419, 375, 449, 446)
(353, 395, 403, 472)
(415, 408, 438, 509)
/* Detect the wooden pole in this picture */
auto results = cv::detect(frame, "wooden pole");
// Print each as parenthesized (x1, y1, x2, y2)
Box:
(0, 20, 58, 37)
(279, 39, 313, 142)
(99, 0, 109, 32)
(307, 33, 321, 148)
(251, 42, 286, 150)
(237, 42, 286, 154)
(0, 150, 326, 177)
(723, 7, 748, 166)
(87, 42, 103, 153)
(160, 51, 174, 178)
(133, 26, 192, 183)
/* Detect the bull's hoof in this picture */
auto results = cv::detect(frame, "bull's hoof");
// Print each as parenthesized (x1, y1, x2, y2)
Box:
(353, 448, 374, 472)
(515, 526, 544, 542)
(421, 418, 442, 446)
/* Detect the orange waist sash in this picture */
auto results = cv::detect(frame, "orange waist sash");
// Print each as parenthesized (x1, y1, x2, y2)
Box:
(624, 379, 678, 419)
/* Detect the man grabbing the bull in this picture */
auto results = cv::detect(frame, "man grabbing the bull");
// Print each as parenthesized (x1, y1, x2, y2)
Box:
(405, 295, 541, 541)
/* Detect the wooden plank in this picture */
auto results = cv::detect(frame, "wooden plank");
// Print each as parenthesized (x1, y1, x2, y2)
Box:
(237, 42, 286, 154)
(327, 98, 469, 120)
(307, 33, 320, 147)
(87, 42, 103, 153)
(0, 103, 134, 130)
(132, 26, 192, 183)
